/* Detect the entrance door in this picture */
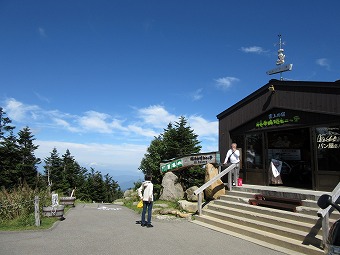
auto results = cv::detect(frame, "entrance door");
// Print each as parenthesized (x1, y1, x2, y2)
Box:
(267, 128, 312, 189)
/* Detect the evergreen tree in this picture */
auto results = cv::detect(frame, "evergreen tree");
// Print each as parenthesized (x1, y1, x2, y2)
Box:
(61, 149, 86, 194)
(43, 148, 63, 192)
(0, 130, 20, 189)
(85, 168, 106, 202)
(139, 116, 203, 193)
(17, 126, 41, 188)
(0, 108, 17, 189)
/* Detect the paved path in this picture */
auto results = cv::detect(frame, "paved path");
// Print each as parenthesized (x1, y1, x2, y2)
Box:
(0, 203, 287, 255)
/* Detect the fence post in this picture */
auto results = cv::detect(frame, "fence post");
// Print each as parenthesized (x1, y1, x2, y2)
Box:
(34, 196, 40, 227)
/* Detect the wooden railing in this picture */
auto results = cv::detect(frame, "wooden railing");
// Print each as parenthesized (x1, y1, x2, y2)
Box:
(194, 163, 238, 215)
(317, 182, 340, 247)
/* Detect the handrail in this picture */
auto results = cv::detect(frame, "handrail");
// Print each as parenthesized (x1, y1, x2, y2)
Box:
(194, 164, 237, 215)
(317, 182, 340, 247)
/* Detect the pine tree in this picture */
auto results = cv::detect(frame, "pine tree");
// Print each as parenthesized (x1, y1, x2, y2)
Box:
(139, 116, 203, 193)
(17, 126, 41, 188)
(0, 108, 17, 189)
(61, 149, 86, 194)
(44, 148, 63, 192)
(0, 130, 20, 189)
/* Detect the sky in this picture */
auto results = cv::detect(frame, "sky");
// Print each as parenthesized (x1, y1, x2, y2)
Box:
(1, 1, 339, 186)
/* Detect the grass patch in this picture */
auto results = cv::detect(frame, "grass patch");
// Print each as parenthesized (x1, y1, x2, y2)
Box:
(122, 199, 181, 214)
(0, 205, 73, 231)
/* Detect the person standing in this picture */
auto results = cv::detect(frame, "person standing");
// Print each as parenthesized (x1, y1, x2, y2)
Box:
(137, 175, 154, 228)
(223, 143, 240, 185)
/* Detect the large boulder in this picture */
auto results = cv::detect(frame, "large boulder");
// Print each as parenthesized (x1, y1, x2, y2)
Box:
(123, 189, 134, 198)
(159, 172, 184, 201)
(185, 186, 201, 202)
(178, 200, 198, 213)
(204, 163, 225, 200)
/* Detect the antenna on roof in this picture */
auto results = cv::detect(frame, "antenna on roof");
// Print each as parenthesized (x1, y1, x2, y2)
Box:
(266, 34, 293, 80)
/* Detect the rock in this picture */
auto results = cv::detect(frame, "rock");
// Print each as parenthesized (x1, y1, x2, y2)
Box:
(159, 172, 184, 201)
(158, 208, 191, 219)
(178, 200, 197, 213)
(185, 186, 201, 202)
(204, 163, 225, 200)
(123, 189, 134, 198)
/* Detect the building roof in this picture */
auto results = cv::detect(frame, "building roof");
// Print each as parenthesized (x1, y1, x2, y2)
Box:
(217, 79, 340, 120)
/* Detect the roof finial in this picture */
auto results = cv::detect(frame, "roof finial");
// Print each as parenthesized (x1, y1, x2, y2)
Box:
(266, 34, 293, 80)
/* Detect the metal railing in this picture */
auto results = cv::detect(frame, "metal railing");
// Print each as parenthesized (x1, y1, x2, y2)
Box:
(317, 182, 340, 247)
(194, 163, 238, 215)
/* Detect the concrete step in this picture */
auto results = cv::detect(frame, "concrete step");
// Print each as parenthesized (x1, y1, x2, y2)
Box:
(201, 208, 322, 247)
(193, 185, 334, 254)
(215, 199, 320, 225)
(207, 203, 322, 235)
(193, 218, 324, 255)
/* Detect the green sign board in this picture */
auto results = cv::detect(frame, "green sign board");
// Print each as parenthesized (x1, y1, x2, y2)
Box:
(160, 159, 183, 173)
(256, 111, 300, 129)
(160, 151, 220, 174)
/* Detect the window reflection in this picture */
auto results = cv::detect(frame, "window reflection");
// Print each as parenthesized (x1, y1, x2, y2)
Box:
(246, 134, 263, 169)
(316, 126, 340, 171)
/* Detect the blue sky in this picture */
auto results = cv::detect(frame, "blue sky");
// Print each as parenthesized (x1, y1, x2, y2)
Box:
(1, 1, 339, 185)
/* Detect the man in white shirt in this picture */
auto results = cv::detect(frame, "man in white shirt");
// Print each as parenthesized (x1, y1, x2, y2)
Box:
(223, 143, 240, 186)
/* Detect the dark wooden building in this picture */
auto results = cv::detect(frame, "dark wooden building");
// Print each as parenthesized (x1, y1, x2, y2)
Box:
(217, 79, 340, 191)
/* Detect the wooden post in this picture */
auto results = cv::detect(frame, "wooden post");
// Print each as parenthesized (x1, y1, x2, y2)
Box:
(34, 196, 40, 227)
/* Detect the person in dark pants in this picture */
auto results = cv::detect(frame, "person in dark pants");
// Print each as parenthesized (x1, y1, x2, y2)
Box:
(137, 175, 154, 228)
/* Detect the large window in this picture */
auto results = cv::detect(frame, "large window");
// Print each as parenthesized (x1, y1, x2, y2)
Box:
(316, 125, 340, 171)
(245, 133, 263, 169)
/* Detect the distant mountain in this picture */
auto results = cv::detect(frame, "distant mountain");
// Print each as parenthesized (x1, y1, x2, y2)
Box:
(115, 174, 144, 191)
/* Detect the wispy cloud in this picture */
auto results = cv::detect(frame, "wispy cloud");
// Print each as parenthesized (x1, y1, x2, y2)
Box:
(2, 98, 218, 177)
(241, 46, 268, 54)
(2, 98, 217, 146)
(215, 77, 240, 90)
(316, 58, 331, 70)
(191, 88, 203, 101)
(38, 27, 47, 38)
(34, 92, 50, 103)
(36, 140, 147, 175)
(4, 98, 41, 122)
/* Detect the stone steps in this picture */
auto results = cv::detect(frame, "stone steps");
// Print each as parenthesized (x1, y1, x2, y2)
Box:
(192, 185, 331, 255)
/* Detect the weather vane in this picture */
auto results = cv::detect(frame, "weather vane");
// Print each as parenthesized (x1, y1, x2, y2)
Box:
(266, 34, 293, 80)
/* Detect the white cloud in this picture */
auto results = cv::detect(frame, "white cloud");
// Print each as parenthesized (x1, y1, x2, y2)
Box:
(78, 111, 114, 133)
(127, 124, 158, 137)
(191, 88, 203, 101)
(4, 98, 40, 122)
(36, 140, 147, 176)
(241, 46, 267, 54)
(136, 105, 177, 129)
(215, 77, 240, 90)
(316, 58, 330, 70)
(188, 115, 218, 138)
(2, 98, 219, 173)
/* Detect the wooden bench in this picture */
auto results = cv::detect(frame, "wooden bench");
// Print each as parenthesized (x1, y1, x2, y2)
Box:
(254, 194, 302, 206)
(249, 194, 302, 212)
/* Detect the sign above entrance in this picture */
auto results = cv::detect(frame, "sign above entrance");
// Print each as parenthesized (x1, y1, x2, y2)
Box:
(160, 151, 220, 174)
(256, 111, 301, 129)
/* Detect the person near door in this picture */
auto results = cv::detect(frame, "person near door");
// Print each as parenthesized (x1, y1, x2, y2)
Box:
(223, 143, 240, 185)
